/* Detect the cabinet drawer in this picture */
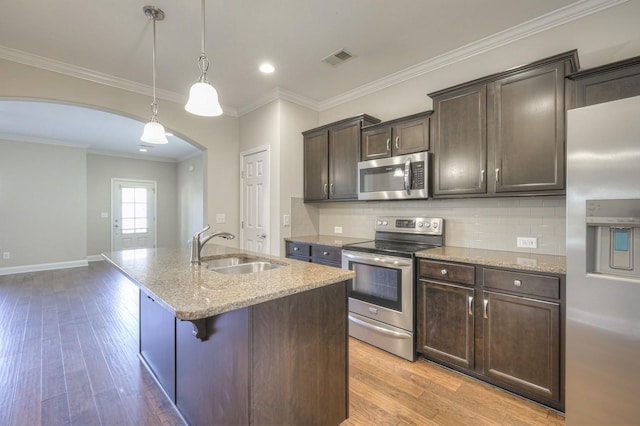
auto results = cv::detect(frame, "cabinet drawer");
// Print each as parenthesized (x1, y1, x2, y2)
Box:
(483, 268, 560, 299)
(287, 242, 311, 257)
(419, 259, 475, 285)
(311, 244, 342, 263)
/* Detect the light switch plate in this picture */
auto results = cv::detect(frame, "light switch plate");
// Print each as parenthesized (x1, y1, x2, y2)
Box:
(101, 212, 109, 218)
(334, 226, 343, 234)
(283, 214, 290, 226)
(215, 213, 226, 224)
(2, 252, 10, 260)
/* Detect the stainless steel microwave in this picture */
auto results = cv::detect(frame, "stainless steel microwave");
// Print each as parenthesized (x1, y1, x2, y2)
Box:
(357, 151, 430, 200)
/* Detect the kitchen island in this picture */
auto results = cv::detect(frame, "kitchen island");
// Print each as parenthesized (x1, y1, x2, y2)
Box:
(103, 245, 355, 426)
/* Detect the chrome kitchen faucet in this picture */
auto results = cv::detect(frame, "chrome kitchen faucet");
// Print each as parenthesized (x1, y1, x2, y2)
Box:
(190, 225, 235, 264)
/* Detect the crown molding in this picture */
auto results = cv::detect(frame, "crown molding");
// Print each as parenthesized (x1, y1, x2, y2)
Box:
(317, 0, 628, 111)
(0, 45, 238, 117)
(0, 132, 90, 149)
(237, 87, 320, 116)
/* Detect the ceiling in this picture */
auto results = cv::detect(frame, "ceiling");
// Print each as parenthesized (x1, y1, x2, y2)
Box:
(0, 0, 619, 160)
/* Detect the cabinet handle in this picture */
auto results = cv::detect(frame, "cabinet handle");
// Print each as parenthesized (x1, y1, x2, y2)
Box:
(395, 136, 400, 149)
(386, 138, 391, 152)
(323, 251, 330, 256)
(495, 168, 500, 183)
(329, 183, 334, 194)
(323, 183, 328, 195)
(468, 296, 473, 316)
(440, 269, 448, 275)
(480, 169, 485, 184)
(483, 299, 489, 319)
(293, 247, 299, 251)
(514, 279, 522, 287)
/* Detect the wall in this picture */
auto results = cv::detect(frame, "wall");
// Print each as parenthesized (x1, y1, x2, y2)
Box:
(0, 139, 87, 272)
(86, 154, 180, 257)
(0, 58, 240, 250)
(316, 197, 566, 256)
(177, 154, 205, 247)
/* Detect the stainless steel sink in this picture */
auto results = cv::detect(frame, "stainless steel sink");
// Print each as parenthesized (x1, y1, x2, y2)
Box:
(212, 261, 284, 274)
(204, 256, 285, 274)
(204, 256, 257, 269)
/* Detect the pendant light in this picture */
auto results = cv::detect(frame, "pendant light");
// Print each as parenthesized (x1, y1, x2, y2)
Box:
(141, 5, 168, 144)
(185, 0, 223, 117)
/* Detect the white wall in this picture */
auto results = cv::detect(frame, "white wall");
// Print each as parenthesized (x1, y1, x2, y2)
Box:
(0, 58, 240, 250)
(177, 154, 205, 247)
(86, 154, 180, 256)
(0, 139, 87, 272)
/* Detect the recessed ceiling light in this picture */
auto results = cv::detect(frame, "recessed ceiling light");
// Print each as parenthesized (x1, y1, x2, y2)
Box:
(259, 63, 275, 74)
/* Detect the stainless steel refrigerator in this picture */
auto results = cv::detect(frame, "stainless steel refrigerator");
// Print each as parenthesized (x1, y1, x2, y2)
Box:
(566, 95, 640, 424)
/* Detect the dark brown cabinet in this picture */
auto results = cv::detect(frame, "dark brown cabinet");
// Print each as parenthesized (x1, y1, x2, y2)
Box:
(139, 292, 176, 402)
(430, 50, 578, 198)
(303, 114, 379, 202)
(285, 240, 342, 268)
(568, 55, 640, 107)
(416, 259, 565, 411)
(361, 112, 431, 160)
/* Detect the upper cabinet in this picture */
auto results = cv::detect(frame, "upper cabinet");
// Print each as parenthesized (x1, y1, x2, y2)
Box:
(568, 55, 640, 107)
(303, 114, 380, 202)
(361, 112, 431, 161)
(430, 50, 579, 198)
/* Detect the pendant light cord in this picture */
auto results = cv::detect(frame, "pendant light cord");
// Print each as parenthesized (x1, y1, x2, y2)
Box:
(150, 15, 159, 121)
(198, 0, 210, 81)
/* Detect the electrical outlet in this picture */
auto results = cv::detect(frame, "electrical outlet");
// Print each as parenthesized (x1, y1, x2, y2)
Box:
(517, 237, 538, 249)
(334, 226, 343, 234)
(215, 213, 226, 224)
(100, 212, 109, 218)
(283, 214, 290, 226)
(3, 252, 10, 260)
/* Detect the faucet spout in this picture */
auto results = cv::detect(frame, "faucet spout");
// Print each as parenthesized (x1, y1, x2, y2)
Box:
(190, 225, 236, 265)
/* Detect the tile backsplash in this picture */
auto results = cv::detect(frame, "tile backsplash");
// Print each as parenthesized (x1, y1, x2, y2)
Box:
(301, 196, 566, 256)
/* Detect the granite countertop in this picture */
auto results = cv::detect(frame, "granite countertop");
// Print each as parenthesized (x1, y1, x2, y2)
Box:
(416, 246, 566, 274)
(285, 235, 370, 247)
(102, 244, 355, 321)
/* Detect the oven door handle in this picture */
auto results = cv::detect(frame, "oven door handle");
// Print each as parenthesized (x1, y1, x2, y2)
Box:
(342, 251, 412, 268)
(348, 315, 412, 339)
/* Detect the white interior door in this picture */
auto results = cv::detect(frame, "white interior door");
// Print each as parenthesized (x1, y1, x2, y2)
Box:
(241, 148, 270, 253)
(112, 179, 157, 251)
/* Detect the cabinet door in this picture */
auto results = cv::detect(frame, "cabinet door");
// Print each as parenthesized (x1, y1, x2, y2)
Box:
(482, 291, 560, 402)
(392, 116, 429, 155)
(488, 62, 566, 193)
(303, 129, 329, 201)
(417, 280, 474, 370)
(362, 126, 391, 160)
(139, 292, 176, 401)
(432, 85, 487, 196)
(329, 121, 361, 200)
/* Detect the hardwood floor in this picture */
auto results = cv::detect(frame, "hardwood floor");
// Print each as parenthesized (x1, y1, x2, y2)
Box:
(0, 262, 565, 425)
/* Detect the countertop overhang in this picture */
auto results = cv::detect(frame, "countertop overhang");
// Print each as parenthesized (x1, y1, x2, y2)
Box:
(102, 245, 355, 321)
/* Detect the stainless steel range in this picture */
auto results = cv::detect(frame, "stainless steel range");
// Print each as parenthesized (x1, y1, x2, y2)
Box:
(342, 216, 444, 361)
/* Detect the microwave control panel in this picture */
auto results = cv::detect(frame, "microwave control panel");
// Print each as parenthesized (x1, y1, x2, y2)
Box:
(411, 162, 424, 188)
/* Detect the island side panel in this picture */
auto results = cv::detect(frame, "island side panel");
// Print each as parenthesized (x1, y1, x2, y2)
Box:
(250, 281, 348, 426)
(176, 308, 250, 426)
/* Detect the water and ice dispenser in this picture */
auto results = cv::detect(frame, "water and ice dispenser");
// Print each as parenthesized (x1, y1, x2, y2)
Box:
(586, 199, 640, 279)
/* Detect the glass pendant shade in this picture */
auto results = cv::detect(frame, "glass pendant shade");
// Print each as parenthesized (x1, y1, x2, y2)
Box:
(141, 120, 168, 144)
(185, 81, 223, 117)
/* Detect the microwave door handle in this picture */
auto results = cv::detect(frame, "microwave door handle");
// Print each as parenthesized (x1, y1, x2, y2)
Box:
(404, 159, 411, 195)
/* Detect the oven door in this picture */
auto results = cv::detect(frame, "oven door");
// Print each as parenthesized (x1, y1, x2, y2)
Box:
(342, 250, 414, 331)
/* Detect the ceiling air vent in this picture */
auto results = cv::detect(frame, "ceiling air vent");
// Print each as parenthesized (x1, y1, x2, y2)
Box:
(322, 49, 356, 67)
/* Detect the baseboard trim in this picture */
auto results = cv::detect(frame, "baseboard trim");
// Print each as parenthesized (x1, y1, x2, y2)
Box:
(0, 259, 89, 276)
(87, 255, 105, 262)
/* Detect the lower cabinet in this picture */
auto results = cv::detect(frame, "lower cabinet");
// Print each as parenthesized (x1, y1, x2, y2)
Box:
(417, 259, 564, 411)
(285, 240, 342, 267)
(139, 292, 176, 402)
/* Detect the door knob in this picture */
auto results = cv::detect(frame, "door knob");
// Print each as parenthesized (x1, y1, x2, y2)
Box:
(258, 234, 267, 239)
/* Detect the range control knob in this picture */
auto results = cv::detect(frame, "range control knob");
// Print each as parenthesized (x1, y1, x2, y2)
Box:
(382, 220, 388, 226)
(432, 222, 439, 229)
(377, 220, 383, 226)
(417, 221, 424, 228)
(424, 222, 431, 228)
